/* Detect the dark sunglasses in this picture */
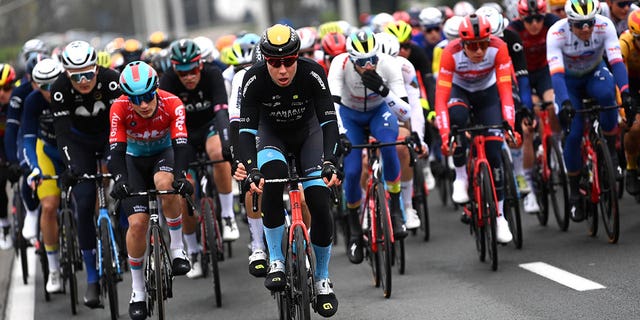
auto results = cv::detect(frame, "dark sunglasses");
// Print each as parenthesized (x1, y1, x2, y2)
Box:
(128, 90, 156, 105)
(523, 14, 544, 23)
(0, 84, 13, 92)
(352, 55, 379, 68)
(425, 26, 441, 33)
(616, 1, 633, 8)
(463, 40, 490, 51)
(68, 67, 97, 83)
(570, 19, 595, 29)
(265, 55, 298, 68)
(400, 42, 412, 49)
(176, 67, 200, 78)
(38, 83, 52, 91)
(299, 50, 315, 58)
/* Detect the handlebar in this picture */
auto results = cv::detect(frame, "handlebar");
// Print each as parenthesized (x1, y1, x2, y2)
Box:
(115, 189, 197, 216)
(448, 122, 517, 151)
(249, 175, 340, 212)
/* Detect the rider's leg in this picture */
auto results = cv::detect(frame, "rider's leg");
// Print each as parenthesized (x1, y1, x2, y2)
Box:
(206, 134, 238, 241)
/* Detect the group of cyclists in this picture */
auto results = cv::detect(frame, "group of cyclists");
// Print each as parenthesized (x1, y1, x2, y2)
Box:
(0, 0, 639, 318)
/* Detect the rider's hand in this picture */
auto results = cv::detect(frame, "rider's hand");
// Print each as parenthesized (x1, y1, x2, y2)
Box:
(7, 163, 22, 183)
(26, 167, 42, 190)
(360, 70, 389, 97)
(557, 100, 575, 130)
(440, 133, 452, 156)
(59, 168, 79, 188)
(172, 177, 194, 196)
(321, 161, 342, 187)
(244, 169, 264, 195)
(622, 91, 637, 125)
(232, 160, 247, 181)
(110, 180, 130, 200)
(507, 131, 523, 148)
(338, 133, 352, 156)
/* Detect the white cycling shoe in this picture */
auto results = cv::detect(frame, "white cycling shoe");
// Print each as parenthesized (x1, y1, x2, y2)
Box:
(523, 192, 540, 214)
(496, 215, 513, 243)
(405, 208, 421, 230)
(451, 179, 469, 204)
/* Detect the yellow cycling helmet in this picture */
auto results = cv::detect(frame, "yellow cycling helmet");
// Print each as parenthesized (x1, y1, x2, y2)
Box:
(96, 51, 112, 69)
(384, 20, 413, 43)
(318, 21, 343, 38)
(629, 10, 640, 36)
(548, 0, 566, 6)
(0, 64, 16, 87)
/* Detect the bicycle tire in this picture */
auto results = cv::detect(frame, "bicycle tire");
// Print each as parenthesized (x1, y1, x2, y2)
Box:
(374, 182, 392, 299)
(202, 197, 222, 307)
(586, 200, 598, 237)
(479, 163, 498, 271)
(396, 239, 405, 275)
(547, 136, 570, 231)
(100, 222, 119, 320)
(12, 191, 29, 285)
(412, 159, 430, 241)
(595, 138, 619, 243)
(276, 290, 291, 320)
(365, 211, 381, 288)
(61, 209, 78, 315)
(38, 240, 51, 302)
(291, 226, 310, 319)
(152, 226, 166, 320)
(501, 148, 523, 249)
(532, 160, 549, 226)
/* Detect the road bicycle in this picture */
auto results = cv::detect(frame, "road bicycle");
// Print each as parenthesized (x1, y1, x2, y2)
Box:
(409, 132, 430, 242)
(501, 142, 523, 249)
(350, 135, 417, 297)
(574, 101, 620, 243)
(188, 156, 225, 307)
(531, 101, 570, 231)
(450, 123, 516, 271)
(9, 178, 29, 285)
(122, 189, 196, 320)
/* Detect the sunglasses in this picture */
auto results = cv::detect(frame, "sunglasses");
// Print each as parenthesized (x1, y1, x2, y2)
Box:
(425, 26, 441, 33)
(299, 50, 315, 58)
(265, 55, 298, 68)
(0, 84, 13, 92)
(352, 55, 379, 68)
(400, 42, 412, 49)
(616, 1, 633, 8)
(68, 66, 97, 83)
(523, 14, 544, 23)
(463, 40, 490, 52)
(128, 90, 156, 105)
(176, 67, 200, 78)
(570, 19, 595, 29)
(38, 83, 52, 91)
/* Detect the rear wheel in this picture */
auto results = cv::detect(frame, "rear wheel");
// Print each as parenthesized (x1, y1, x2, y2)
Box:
(375, 182, 392, 299)
(37, 239, 50, 302)
(595, 138, 619, 243)
(412, 159, 430, 241)
(202, 198, 222, 306)
(501, 148, 522, 249)
(292, 226, 311, 319)
(548, 136, 570, 231)
(100, 223, 119, 320)
(479, 163, 498, 271)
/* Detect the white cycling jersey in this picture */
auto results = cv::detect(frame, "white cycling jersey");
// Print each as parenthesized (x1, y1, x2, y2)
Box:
(328, 52, 409, 119)
(395, 55, 426, 146)
(228, 67, 248, 123)
(546, 15, 623, 77)
(222, 65, 235, 97)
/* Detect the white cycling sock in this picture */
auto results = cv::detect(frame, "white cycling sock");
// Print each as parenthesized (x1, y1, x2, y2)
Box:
(128, 255, 145, 294)
(498, 200, 504, 217)
(166, 215, 184, 250)
(183, 232, 199, 255)
(400, 180, 413, 210)
(454, 166, 467, 182)
(524, 169, 535, 192)
(511, 147, 524, 176)
(219, 192, 234, 219)
(248, 217, 265, 251)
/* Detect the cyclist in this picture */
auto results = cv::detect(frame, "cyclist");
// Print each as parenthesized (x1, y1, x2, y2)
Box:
(549, 0, 568, 18)
(22, 58, 65, 292)
(0, 64, 15, 250)
(319, 31, 347, 74)
(239, 24, 340, 317)
(328, 29, 412, 264)
(50, 40, 121, 308)
(547, 0, 630, 221)
(600, 0, 638, 36)
(109, 61, 192, 320)
(620, 10, 640, 195)
(159, 39, 234, 279)
(435, 14, 518, 244)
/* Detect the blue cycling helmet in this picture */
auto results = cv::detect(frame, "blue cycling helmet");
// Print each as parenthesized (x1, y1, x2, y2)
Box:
(119, 61, 158, 96)
(237, 32, 261, 46)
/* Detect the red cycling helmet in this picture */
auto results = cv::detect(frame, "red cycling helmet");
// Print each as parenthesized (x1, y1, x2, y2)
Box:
(321, 32, 347, 57)
(458, 14, 492, 41)
(518, 0, 547, 16)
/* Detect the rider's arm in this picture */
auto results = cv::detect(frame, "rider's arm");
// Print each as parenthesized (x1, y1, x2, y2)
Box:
(379, 55, 411, 121)
(434, 43, 455, 137)
(504, 29, 533, 110)
(168, 100, 189, 177)
(401, 59, 426, 143)
(107, 100, 128, 181)
(4, 94, 22, 164)
(237, 69, 261, 172)
(228, 68, 245, 161)
(604, 20, 630, 94)
(327, 53, 348, 106)
(209, 66, 232, 156)
(547, 22, 570, 106)
(309, 63, 340, 165)
(495, 39, 516, 130)
(21, 92, 40, 171)
(49, 80, 75, 168)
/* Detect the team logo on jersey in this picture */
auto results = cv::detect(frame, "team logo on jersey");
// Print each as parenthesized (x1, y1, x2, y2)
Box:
(310, 70, 327, 90)
(130, 121, 136, 127)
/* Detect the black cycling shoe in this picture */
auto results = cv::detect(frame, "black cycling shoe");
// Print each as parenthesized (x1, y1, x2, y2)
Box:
(460, 212, 471, 224)
(129, 301, 147, 320)
(388, 192, 408, 239)
(569, 195, 585, 222)
(626, 169, 640, 196)
(346, 237, 363, 264)
(264, 261, 286, 292)
(172, 257, 191, 276)
(83, 282, 103, 309)
(315, 280, 338, 318)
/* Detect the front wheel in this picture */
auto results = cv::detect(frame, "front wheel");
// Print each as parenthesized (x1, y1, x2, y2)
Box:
(152, 227, 166, 320)
(374, 182, 392, 299)
(501, 148, 523, 249)
(547, 136, 570, 231)
(479, 163, 498, 271)
(202, 198, 222, 306)
(595, 138, 619, 243)
(100, 222, 119, 320)
(412, 159, 430, 241)
(292, 226, 311, 319)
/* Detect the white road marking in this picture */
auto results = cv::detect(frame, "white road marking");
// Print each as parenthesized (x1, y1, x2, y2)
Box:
(519, 261, 606, 291)
(5, 247, 36, 320)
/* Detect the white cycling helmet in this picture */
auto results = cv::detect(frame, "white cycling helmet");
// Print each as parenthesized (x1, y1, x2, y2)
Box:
(22, 39, 48, 61)
(296, 27, 318, 51)
(454, 1, 476, 16)
(482, 2, 505, 14)
(193, 36, 216, 62)
(370, 12, 395, 32)
(346, 29, 378, 59)
(374, 32, 400, 57)
(419, 7, 444, 26)
(32, 58, 64, 85)
(475, 6, 509, 36)
(61, 40, 97, 70)
(565, 0, 599, 21)
(442, 15, 465, 40)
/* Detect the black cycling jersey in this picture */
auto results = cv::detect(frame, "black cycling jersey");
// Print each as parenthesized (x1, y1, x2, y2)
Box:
(238, 58, 339, 171)
(502, 29, 528, 78)
(50, 66, 120, 166)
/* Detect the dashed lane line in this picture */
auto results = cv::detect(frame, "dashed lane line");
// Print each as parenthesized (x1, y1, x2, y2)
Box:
(519, 261, 606, 291)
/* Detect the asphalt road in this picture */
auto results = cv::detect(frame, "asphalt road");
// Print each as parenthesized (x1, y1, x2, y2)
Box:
(8, 192, 640, 320)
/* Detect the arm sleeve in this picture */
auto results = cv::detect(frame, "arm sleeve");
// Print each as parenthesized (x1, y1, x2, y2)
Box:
(50, 85, 75, 167)
(210, 67, 232, 151)
(547, 24, 570, 105)
(107, 103, 127, 181)
(495, 41, 516, 129)
(21, 95, 39, 171)
(4, 95, 22, 163)
(310, 66, 340, 164)
(505, 30, 533, 110)
(434, 46, 455, 137)
(170, 102, 189, 176)
(605, 22, 629, 93)
(237, 72, 260, 172)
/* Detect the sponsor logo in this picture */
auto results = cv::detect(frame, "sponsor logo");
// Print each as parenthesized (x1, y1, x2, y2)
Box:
(310, 71, 327, 90)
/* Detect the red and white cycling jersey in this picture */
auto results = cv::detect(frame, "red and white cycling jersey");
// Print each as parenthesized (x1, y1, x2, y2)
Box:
(546, 15, 623, 77)
(434, 36, 515, 135)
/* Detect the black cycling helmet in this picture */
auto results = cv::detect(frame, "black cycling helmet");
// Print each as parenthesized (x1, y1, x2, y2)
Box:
(259, 24, 300, 58)
(169, 38, 201, 71)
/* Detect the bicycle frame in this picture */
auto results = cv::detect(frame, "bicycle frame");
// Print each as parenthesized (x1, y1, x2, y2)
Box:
(580, 111, 605, 204)
(538, 106, 554, 182)
(466, 135, 500, 227)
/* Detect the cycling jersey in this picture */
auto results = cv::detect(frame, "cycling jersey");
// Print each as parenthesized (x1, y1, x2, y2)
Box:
(5, 82, 32, 164)
(395, 55, 426, 144)
(599, 2, 638, 36)
(22, 90, 57, 173)
(435, 36, 516, 137)
(508, 14, 560, 72)
(502, 28, 533, 109)
(620, 30, 640, 79)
